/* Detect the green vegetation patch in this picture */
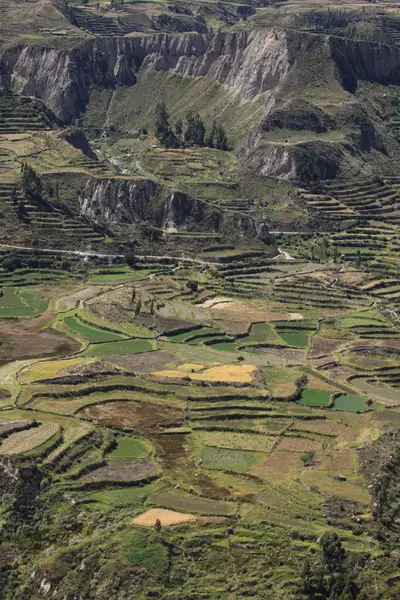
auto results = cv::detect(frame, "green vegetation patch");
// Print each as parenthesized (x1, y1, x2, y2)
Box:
(332, 395, 367, 412)
(82, 339, 154, 357)
(109, 436, 151, 460)
(89, 269, 152, 282)
(209, 342, 238, 352)
(119, 530, 168, 571)
(80, 481, 162, 507)
(64, 317, 124, 342)
(299, 389, 333, 407)
(0, 288, 48, 317)
(273, 321, 317, 348)
(149, 489, 236, 515)
(168, 327, 219, 343)
(241, 322, 284, 346)
(200, 446, 265, 473)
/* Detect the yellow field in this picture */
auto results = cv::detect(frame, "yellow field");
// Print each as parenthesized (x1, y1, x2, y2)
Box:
(133, 508, 198, 526)
(20, 358, 90, 384)
(152, 363, 257, 384)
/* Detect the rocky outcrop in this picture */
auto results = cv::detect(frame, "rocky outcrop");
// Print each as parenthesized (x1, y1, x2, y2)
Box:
(79, 177, 272, 243)
(79, 178, 158, 222)
(1, 29, 292, 122)
(0, 457, 42, 511)
(61, 126, 98, 160)
(246, 141, 345, 182)
(330, 36, 400, 93)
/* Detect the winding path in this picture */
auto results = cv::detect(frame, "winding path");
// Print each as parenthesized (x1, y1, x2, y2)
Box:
(0, 243, 293, 263)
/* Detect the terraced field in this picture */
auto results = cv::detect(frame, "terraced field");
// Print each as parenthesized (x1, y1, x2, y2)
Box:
(0, 244, 399, 599)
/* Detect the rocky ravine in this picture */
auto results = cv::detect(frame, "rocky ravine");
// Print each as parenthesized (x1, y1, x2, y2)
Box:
(2, 29, 291, 123)
(78, 177, 273, 243)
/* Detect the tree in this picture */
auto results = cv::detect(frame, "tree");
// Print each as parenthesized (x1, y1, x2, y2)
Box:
(140, 221, 162, 242)
(299, 532, 360, 599)
(185, 112, 205, 147)
(125, 250, 137, 268)
(206, 120, 217, 148)
(301, 450, 316, 467)
(175, 118, 183, 138)
(10, 187, 18, 207)
(320, 532, 346, 575)
(154, 518, 162, 533)
(186, 279, 198, 293)
(21, 162, 42, 203)
(135, 298, 142, 317)
(215, 123, 228, 150)
(154, 102, 179, 148)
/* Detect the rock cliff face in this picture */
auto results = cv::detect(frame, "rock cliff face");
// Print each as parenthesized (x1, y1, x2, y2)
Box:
(2, 29, 400, 181)
(79, 178, 158, 223)
(2, 29, 291, 123)
(79, 177, 272, 243)
(330, 36, 400, 93)
(4, 30, 400, 124)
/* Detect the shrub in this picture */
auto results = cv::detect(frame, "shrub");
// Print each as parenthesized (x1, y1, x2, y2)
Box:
(186, 280, 198, 292)
(301, 450, 316, 466)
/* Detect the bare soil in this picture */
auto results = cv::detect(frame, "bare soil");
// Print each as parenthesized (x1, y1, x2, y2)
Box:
(107, 351, 176, 373)
(132, 508, 221, 527)
(80, 401, 183, 434)
(308, 335, 347, 359)
(277, 437, 323, 452)
(0, 321, 80, 365)
(80, 459, 158, 484)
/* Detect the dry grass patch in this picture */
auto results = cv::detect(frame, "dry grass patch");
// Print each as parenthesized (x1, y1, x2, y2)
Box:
(152, 364, 257, 384)
(133, 508, 223, 527)
(133, 508, 198, 527)
(210, 300, 288, 323)
(308, 336, 346, 358)
(278, 437, 323, 452)
(80, 401, 183, 434)
(326, 449, 355, 472)
(20, 358, 88, 384)
(293, 420, 349, 438)
(79, 459, 158, 485)
(107, 351, 176, 374)
(197, 431, 276, 453)
(0, 422, 59, 455)
(307, 376, 338, 391)
(250, 451, 300, 481)
(303, 470, 370, 505)
(176, 363, 205, 372)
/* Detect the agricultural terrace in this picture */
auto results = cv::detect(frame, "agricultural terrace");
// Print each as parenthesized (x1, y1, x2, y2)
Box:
(0, 246, 399, 598)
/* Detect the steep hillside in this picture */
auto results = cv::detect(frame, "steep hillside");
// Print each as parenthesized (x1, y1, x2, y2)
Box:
(3, 28, 400, 186)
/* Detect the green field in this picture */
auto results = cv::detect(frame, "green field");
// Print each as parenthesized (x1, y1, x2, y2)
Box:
(200, 446, 265, 473)
(332, 395, 368, 412)
(0, 288, 48, 317)
(299, 389, 333, 406)
(64, 317, 124, 342)
(109, 436, 151, 459)
(273, 321, 316, 348)
(168, 327, 219, 343)
(82, 339, 154, 356)
(89, 269, 152, 282)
